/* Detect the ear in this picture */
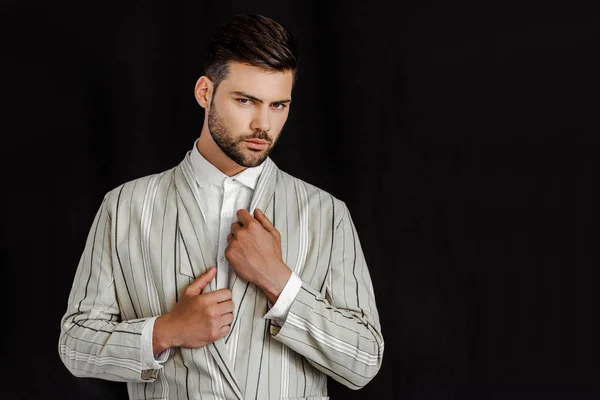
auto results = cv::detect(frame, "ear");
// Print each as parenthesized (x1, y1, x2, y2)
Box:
(194, 76, 213, 108)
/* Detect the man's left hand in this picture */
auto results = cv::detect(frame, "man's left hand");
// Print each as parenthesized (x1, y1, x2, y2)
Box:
(225, 208, 291, 303)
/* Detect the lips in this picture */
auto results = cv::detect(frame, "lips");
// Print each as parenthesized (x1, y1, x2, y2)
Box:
(244, 140, 269, 150)
(245, 139, 269, 145)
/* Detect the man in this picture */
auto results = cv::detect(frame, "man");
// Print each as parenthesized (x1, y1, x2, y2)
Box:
(59, 13, 383, 400)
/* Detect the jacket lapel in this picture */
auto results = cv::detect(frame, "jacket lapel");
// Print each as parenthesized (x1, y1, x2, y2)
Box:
(173, 155, 244, 400)
(225, 158, 279, 355)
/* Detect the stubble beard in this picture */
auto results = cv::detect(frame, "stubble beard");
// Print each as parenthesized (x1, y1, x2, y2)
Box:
(207, 103, 278, 168)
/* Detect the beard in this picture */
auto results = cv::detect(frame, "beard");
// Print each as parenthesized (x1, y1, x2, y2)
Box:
(207, 102, 279, 168)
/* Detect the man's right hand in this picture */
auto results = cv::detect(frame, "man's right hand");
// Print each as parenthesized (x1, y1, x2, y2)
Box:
(152, 267, 234, 355)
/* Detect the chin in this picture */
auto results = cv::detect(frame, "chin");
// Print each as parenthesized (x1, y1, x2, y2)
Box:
(244, 154, 268, 167)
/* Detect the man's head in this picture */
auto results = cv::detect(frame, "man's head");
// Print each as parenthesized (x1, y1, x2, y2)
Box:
(195, 14, 298, 172)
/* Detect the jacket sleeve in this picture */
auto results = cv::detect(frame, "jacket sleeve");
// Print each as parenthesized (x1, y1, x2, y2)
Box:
(270, 201, 384, 389)
(58, 194, 161, 382)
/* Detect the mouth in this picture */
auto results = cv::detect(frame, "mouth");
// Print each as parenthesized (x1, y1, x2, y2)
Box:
(244, 139, 269, 150)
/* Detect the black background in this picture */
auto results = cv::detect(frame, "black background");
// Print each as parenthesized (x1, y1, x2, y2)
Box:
(1, 1, 599, 399)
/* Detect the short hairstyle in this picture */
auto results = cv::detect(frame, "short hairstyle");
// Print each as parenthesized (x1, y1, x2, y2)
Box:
(204, 14, 298, 92)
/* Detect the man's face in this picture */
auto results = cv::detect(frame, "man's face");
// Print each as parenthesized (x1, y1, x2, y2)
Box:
(207, 62, 293, 168)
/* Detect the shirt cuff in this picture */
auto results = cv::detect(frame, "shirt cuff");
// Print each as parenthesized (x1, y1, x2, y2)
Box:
(141, 316, 170, 370)
(263, 272, 302, 324)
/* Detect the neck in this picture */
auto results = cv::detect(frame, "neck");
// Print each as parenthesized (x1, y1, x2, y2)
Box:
(196, 128, 246, 177)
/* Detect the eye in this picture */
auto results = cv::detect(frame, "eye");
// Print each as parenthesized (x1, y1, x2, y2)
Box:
(272, 103, 287, 110)
(237, 98, 253, 106)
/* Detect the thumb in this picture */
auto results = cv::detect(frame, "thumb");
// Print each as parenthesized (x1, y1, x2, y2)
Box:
(186, 266, 216, 295)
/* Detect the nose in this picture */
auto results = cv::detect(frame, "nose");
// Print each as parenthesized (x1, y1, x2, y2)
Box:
(250, 107, 271, 133)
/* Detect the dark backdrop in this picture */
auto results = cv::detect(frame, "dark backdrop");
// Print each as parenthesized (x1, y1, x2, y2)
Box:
(1, 1, 599, 399)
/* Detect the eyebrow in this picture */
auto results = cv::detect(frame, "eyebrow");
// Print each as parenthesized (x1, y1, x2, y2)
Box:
(229, 91, 292, 104)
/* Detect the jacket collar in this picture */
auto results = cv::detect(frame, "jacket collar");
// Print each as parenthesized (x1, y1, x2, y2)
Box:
(189, 139, 265, 190)
(173, 151, 279, 399)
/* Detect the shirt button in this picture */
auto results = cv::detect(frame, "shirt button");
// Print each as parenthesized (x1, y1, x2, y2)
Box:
(221, 257, 227, 264)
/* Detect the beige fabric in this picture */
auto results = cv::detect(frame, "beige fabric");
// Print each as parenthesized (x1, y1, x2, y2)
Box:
(58, 153, 384, 399)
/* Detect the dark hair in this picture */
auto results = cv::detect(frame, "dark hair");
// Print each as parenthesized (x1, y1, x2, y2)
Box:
(204, 14, 298, 92)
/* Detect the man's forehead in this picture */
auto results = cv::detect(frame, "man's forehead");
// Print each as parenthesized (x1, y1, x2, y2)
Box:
(221, 63, 293, 98)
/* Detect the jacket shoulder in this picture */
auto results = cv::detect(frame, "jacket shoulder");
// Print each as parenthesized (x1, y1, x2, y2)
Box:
(277, 169, 348, 227)
(102, 167, 177, 213)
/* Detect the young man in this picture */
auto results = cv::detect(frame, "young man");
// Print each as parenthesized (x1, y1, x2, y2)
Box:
(59, 13, 383, 400)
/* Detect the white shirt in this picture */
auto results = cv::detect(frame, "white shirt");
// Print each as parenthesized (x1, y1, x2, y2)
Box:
(140, 140, 302, 370)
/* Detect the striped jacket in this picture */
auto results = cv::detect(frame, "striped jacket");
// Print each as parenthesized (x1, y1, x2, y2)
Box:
(59, 153, 384, 400)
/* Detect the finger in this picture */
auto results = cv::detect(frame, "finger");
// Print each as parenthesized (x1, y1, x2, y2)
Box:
(220, 324, 231, 336)
(220, 312, 234, 326)
(236, 209, 254, 226)
(216, 300, 235, 314)
(254, 208, 277, 234)
(206, 288, 232, 303)
(230, 222, 242, 235)
(185, 267, 216, 295)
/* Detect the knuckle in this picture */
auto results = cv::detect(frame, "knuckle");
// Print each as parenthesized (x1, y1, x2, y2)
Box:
(211, 327, 222, 340)
(206, 307, 217, 318)
(204, 305, 212, 319)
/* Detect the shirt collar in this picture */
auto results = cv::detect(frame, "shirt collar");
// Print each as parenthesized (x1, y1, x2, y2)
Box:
(189, 139, 265, 190)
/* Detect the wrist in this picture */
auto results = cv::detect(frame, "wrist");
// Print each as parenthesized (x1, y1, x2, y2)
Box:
(153, 314, 175, 355)
(260, 264, 292, 304)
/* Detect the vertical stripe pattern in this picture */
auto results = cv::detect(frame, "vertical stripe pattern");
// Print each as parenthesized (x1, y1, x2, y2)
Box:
(58, 153, 383, 399)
